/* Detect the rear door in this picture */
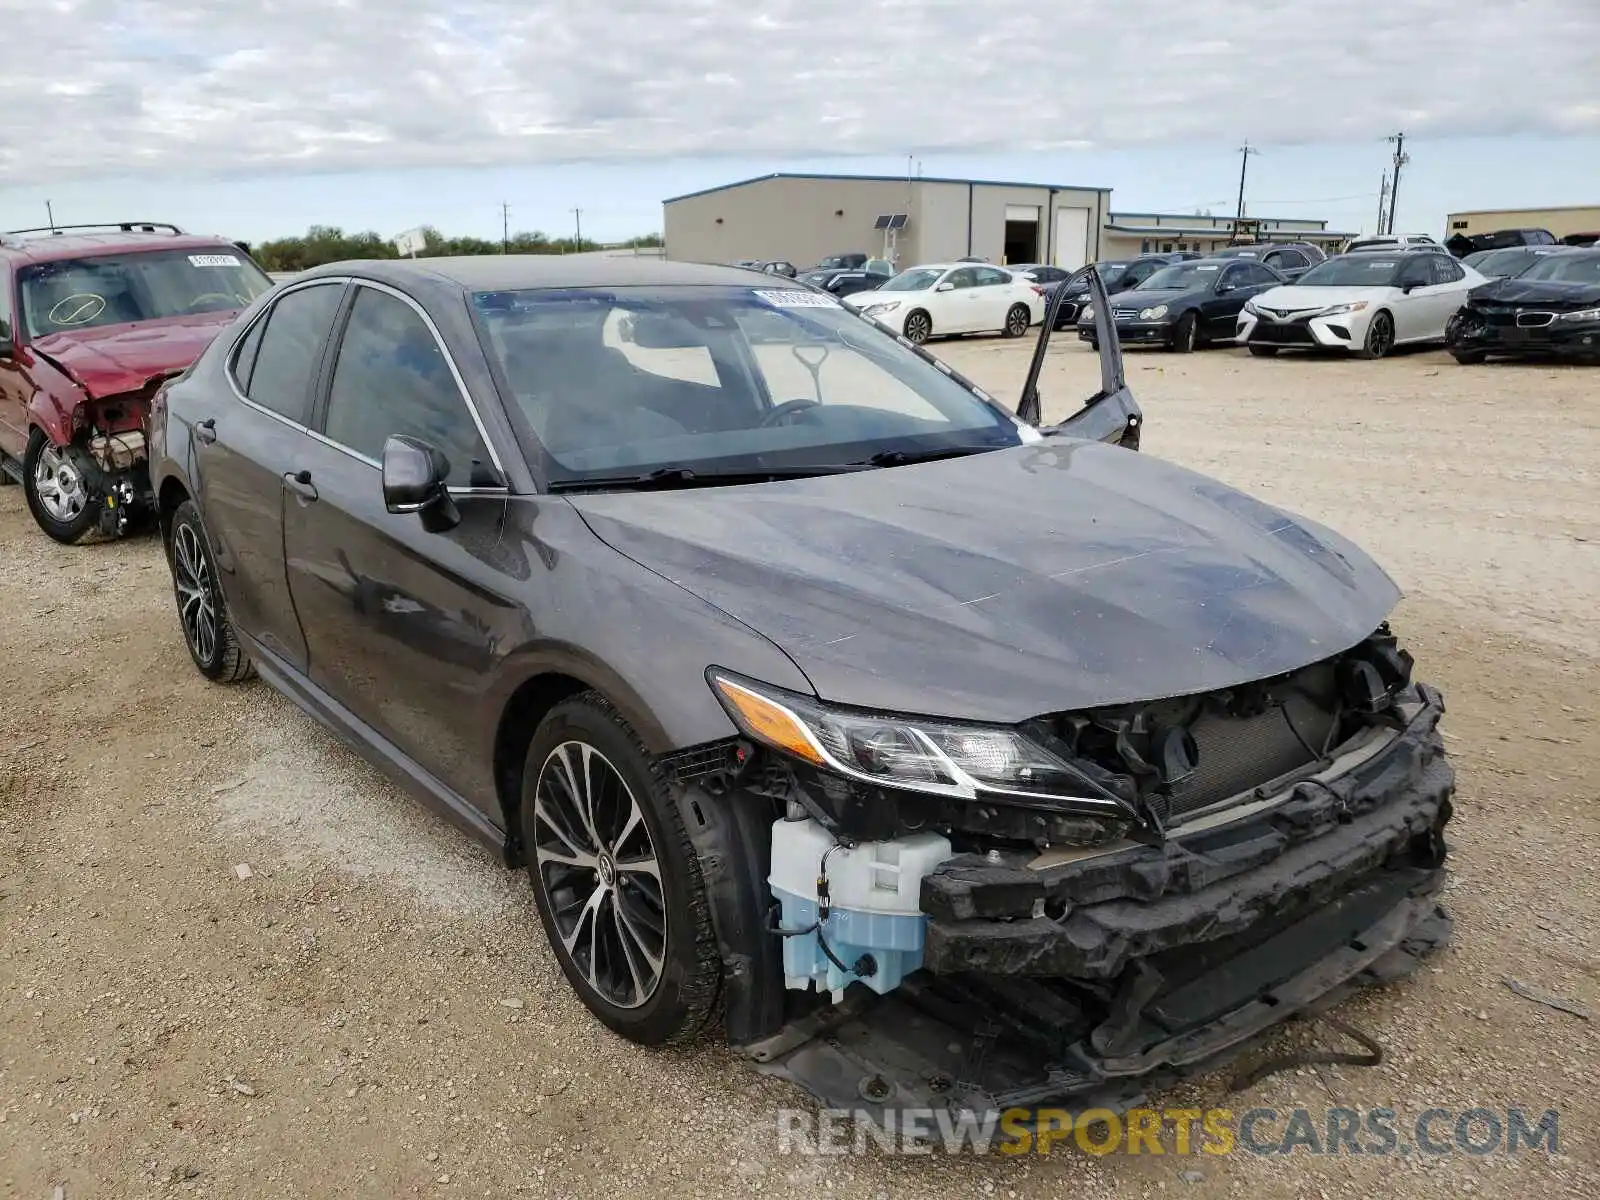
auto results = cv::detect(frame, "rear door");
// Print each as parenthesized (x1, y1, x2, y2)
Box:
(281, 280, 513, 807)
(971, 266, 1019, 329)
(194, 279, 346, 669)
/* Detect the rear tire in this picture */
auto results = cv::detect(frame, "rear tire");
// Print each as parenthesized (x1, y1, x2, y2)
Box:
(168, 500, 254, 682)
(22, 429, 99, 544)
(522, 693, 722, 1047)
(1169, 311, 1199, 354)
(1002, 303, 1031, 338)
(1248, 344, 1280, 357)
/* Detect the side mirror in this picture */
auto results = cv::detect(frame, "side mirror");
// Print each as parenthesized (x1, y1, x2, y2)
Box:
(1400, 279, 1423, 293)
(382, 435, 460, 532)
(935, 282, 954, 292)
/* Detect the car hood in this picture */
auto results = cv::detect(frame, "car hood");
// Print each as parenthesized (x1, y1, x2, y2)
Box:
(568, 443, 1399, 722)
(30, 312, 240, 397)
(1252, 285, 1391, 311)
(841, 290, 909, 309)
(1467, 276, 1600, 308)
(1105, 287, 1196, 311)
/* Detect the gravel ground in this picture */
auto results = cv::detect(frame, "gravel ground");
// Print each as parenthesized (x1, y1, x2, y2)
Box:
(1, 339, 1597, 1198)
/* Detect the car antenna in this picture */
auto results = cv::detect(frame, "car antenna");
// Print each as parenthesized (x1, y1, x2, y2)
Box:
(1017, 264, 1114, 426)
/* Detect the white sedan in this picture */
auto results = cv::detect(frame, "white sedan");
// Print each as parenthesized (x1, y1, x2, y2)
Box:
(841, 262, 1045, 343)
(1235, 250, 1487, 359)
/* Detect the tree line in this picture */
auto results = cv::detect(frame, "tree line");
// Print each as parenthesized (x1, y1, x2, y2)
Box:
(247, 226, 664, 272)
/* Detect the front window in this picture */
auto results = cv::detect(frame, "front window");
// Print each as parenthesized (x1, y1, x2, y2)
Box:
(18, 248, 272, 338)
(877, 268, 945, 292)
(1295, 257, 1406, 287)
(470, 286, 1021, 484)
(1137, 262, 1223, 290)
(1520, 254, 1600, 285)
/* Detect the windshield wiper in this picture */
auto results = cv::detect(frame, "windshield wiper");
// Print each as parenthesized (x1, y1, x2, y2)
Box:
(547, 464, 857, 493)
(854, 445, 1000, 468)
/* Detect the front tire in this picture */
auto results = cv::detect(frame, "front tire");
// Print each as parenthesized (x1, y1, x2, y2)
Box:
(522, 693, 722, 1046)
(902, 309, 932, 344)
(1248, 344, 1280, 357)
(168, 500, 254, 682)
(1357, 311, 1395, 360)
(1002, 303, 1031, 338)
(23, 429, 99, 544)
(1169, 311, 1199, 354)
(1450, 347, 1487, 365)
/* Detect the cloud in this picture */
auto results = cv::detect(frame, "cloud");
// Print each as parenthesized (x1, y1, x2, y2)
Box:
(4, 0, 1597, 182)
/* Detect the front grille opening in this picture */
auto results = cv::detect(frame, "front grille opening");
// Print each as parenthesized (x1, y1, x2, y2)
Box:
(1048, 652, 1374, 828)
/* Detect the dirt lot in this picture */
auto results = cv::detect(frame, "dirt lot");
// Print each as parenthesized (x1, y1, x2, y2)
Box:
(2, 340, 1597, 1198)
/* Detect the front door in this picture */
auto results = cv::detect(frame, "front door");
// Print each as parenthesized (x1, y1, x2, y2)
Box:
(282, 281, 513, 810)
(195, 279, 346, 669)
(0, 266, 28, 461)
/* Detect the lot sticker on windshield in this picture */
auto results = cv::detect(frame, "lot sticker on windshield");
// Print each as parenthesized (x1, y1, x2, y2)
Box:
(753, 289, 839, 308)
(188, 254, 241, 267)
(1195, 264, 1219, 271)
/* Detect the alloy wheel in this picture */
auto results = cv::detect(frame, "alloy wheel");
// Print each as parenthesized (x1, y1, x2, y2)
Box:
(1366, 314, 1394, 358)
(172, 523, 218, 665)
(32, 447, 87, 524)
(904, 312, 931, 343)
(1006, 305, 1029, 336)
(532, 741, 667, 1010)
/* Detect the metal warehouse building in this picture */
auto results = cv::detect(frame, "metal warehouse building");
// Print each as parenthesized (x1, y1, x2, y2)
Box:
(1447, 205, 1600, 242)
(663, 172, 1112, 272)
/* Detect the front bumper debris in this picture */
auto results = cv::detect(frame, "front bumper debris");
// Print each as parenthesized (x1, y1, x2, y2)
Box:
(1450, 309, 1600, 359)
(746, 684, 1455, 1117)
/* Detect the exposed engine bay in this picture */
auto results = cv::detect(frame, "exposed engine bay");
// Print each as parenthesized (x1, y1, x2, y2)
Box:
(667, 625, 1454, 1117)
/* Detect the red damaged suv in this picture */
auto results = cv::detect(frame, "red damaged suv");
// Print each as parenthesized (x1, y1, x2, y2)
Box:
(0, 222, 273, 542)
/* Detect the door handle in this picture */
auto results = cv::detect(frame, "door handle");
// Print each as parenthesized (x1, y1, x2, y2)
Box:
(194, 418, 217, 445)
(283, 469, 318, 502)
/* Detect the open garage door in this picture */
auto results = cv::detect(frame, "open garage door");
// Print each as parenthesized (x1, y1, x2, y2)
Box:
(1054, 206, 1091, 270)
(1004, 204, 1040, 265)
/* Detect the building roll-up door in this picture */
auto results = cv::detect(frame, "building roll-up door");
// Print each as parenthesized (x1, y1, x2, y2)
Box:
(1054, 207, 1091, 270)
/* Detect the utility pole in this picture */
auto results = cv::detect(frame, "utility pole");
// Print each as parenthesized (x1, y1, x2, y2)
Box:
(572, 208, 582, 251)
(45, 199, 55, 231)
(1384, 132, 1409, 235)
(1233, 142, 1258, 240)
(1375, 171, 1391, 233)
(501, 202, 510, 254)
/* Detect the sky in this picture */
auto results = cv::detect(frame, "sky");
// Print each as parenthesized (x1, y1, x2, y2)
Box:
(1, 0, 1596, 246)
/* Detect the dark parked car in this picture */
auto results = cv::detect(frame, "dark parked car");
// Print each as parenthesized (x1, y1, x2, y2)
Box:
(0, 222, 273, 542)
(1445, 228, 1558, 257)
(808, 252, 868, 271)
(1078, 256, 1286, 351)
(797, 267, 887, 298)
(1447, 248, 1600, 364)
(149, 256, 1453, 1117)
(1211, 242, 1326, 282)
(1046, 253, 1196, 328)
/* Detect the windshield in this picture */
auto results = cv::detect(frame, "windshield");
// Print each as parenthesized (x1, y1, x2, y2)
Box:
(1520, 254, 1600, 285)
(1137, 262, 1223, 291)
(1295, 256, 1406, 287)
(1466, 248, 1552, 277)
(18, 248, 272, 338)
(877, 268, 945, 293)
(471, 285, 1021, 484)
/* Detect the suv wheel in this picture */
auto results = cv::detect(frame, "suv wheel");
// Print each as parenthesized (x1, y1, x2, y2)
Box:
(169, 500, 254, 682)
(23, 430, 99, 544)
(522, 693, 721, 1046)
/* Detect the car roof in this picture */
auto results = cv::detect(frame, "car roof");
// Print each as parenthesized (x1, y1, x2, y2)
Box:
(0, 228, 240, 264)
(295, 255, 789, 292)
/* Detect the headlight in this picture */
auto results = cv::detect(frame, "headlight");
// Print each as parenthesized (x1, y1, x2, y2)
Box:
(1557, 306, 1600, 322)
(1243, 299, 1261, 315)
(1138, 304, 1168, 320)
(862, 301, 900, 317)
(1319, 301, 1369, 317)
(708, 671, 1128, 815)
(1079, 304, 1094, 320)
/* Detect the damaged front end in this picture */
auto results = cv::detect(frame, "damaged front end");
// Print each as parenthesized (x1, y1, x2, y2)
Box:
(673, 625, 1454, 1117)
(73, 389, 158, 537)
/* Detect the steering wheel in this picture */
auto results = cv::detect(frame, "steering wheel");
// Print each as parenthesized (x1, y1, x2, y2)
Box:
(760, 398, 821, 427)
(187, 292, 241, 313)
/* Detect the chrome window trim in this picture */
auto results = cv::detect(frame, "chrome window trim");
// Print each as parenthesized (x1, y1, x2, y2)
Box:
(323, 279, 508, 485)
